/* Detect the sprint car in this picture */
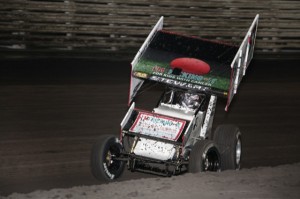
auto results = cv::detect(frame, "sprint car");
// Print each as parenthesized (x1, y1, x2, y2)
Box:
(91, 15, 259, 181)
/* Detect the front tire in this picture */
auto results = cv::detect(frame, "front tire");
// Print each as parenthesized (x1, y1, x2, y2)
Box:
(213, 125, 242, 170)
(188, 140, 221, 173)
(91, 135, 125, 181)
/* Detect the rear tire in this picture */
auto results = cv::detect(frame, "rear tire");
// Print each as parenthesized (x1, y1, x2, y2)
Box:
(213, 125, 242, 170)
(91, 135, 125, 181)
(188, 140, 221, 173)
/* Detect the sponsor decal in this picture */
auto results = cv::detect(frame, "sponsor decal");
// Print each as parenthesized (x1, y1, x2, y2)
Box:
(151, 66, 217, 87)
(200, 95, 216, 138)
(133, 72, 148, 79)
(133, 59, 230, 91)
(130, 112, 186, 141)
(103, 163, 115, 179)
(150, 76, 207, 91)
(152, 66, 166, 73)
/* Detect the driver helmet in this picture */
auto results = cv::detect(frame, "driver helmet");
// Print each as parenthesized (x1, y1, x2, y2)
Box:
(181, 93, 200, 109)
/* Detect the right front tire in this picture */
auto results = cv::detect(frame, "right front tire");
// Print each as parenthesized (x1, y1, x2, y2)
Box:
(91, 135, 125, 181)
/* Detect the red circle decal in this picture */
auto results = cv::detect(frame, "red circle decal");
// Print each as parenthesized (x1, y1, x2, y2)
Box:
(170, 58, 210, 75)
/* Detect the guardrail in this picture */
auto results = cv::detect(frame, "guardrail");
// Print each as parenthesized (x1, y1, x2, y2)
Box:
(0, 0, 299, 59)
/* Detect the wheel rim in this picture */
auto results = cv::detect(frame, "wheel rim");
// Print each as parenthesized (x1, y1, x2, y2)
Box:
(203, 148, 220, 171)
(103, 145, 122, 175)
(236, 138, 242, 166)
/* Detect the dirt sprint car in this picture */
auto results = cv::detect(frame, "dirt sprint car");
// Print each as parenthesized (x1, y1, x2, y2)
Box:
(91, 15, 259, 181)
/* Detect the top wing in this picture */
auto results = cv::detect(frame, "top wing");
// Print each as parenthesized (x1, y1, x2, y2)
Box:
(129, 15, 259, 111)
(132, 29, 238, 96)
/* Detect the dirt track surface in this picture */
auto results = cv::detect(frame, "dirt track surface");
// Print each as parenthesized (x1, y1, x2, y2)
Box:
(0, 58, 300, 196)
(3, 163, 300, 199)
